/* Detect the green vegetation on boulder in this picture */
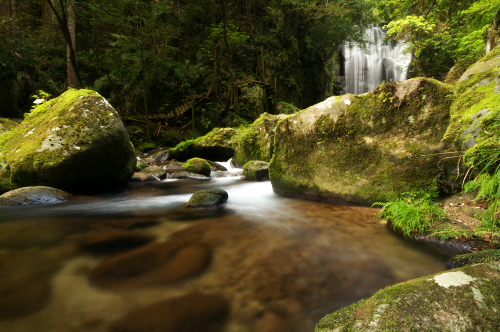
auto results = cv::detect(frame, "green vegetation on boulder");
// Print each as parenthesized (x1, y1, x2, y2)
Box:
(316, 263, 500, 332)
(186, 188, 228, 208)
(451, 249, 500, 268)
(0, 89, 136, 193)
(169, 128, 237, 161)
(445, 47, 500, 153)
(270, 78, 456, 205)
(0, 118, 20, 134)
(181, 158, 211, 177)
(233, 113, 289, 167)
(242, 160, 270, 181)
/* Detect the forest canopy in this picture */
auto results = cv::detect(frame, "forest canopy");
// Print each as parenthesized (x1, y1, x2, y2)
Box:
(0, 0, 498, 139)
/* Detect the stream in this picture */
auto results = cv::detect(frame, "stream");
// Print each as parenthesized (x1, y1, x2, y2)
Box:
(0, 171, 449, 332)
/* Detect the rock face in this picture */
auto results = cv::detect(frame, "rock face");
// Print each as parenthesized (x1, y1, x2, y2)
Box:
(187, 189, 228, 208)
(315, 262, 500, 332)
(169, 128, 237, 161)
(444, 47, 499, 157)
(270, 78, 456, 205)
(233, 113, 288, 167)
(0, 89, 136, 193)
(243, 160, 270, 181)
(0, 186, 74, 206)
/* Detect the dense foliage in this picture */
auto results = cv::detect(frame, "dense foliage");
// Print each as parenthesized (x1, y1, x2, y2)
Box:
(0, 0, 373, 132)
(377, 0, 499, 79)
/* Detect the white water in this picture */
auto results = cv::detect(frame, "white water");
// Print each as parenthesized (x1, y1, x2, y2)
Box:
(343, 26, 411, 94)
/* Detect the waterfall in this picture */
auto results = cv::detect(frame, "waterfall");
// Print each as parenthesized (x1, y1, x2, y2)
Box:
(341, 26, 411, 95)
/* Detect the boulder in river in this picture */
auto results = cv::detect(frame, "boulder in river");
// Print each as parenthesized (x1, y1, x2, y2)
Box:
(169, 128, 237, 161)
(0, 89, 136, 194)
(133, 165, 167, 181)
(0, 186, 74, 206)
(270, 78, 457, 205)
(181, 157, 212, 177)
(243, 160, 270, 181)
(315, 262, 500, 331)
(187, 188, 228, 208)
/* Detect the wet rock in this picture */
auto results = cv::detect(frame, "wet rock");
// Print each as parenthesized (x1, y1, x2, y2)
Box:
(80, 228, 156, 253)
(0, 89, 136, 194)
(109, 293, 229, 332)
(147, 148, 170, 163)
(186, 189, 228, 208)
(450, 249, 500, 268)
(315, 263, 500, 332)
(89, 240, 211, 288)
(169, 128, 236, 161)
(182, 158, 211, 177)
(170, 171, 210, 181)
(0, 247, 75, 319)
(133, 165, 166, 181)
(208, 160, 228, 171)
(135, 157, 149, 171)
(0, 186, 74, 206)
(270, 78, 456, 205)
(243, 160, 269, 181)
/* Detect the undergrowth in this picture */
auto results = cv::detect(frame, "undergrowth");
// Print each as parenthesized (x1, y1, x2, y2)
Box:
(373, 191, 447, 237)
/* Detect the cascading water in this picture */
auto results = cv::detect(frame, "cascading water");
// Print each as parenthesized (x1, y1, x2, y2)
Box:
(342, 26, 411, 94)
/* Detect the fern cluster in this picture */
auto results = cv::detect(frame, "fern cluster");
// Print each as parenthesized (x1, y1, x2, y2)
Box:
(374, 191, 447, 237)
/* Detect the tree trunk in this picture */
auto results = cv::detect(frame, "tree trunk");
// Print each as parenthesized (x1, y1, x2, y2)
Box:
(67, 0, 78, 88)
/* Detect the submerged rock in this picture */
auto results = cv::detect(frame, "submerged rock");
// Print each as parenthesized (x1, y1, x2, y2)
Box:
(187, 189, 228, 208)
(315, 262, 500, 331)
(109, 293, 229, 332)
(182, 157, 212, 177)
(243, 160, 270, 181)
(0, 186, 74, 206)
(169, 128, 237, 161)
(270, 78, 457, 205)
(0, 89, 136, 193)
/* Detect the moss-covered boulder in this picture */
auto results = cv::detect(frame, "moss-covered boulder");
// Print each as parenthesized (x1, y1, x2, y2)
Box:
(315, 262, 500, 331)
(444, 47, 499, 157)
(233, 113, 288, 167)
(181, 158, 211, 177)
(270, 78, 456, 205)
(186, 188, 228, 208)
(0, 89, 136, 193)
(169, 128, 236, 161)
(0, 186, 74, 206)
(243, 160, 270, 181)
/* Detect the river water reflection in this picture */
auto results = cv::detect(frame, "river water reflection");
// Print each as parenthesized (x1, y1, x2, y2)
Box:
(0, 177, 448, 332)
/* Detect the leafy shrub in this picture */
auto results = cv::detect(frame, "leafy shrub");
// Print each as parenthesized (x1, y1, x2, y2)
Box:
(374, 191, 447, 237)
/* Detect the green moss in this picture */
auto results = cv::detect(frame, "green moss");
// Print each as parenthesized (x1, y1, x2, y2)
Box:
(181, 157, 211, 177)
(316, 263, 500, 331)
(169, 128, 236, 161)
(451, 249, 500, 267)
(270, 79, 454, 204)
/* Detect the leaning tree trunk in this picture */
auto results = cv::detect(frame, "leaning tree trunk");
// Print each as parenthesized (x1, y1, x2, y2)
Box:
(66, 0, 78, 88)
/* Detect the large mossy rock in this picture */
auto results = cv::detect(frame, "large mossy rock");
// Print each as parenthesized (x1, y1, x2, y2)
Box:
(233, 113, 288, 167)
(444, 47, 499, 156)
(270, 78, 456, 205)
(186, 188, 228, 208)
(0, 89, 136, 193)
(315, 262, 500, 331)
(169, 128, 236, 161)
(242, 160, 270, 181)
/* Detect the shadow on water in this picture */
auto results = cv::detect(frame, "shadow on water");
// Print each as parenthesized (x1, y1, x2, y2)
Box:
(0, 177, 449, 332)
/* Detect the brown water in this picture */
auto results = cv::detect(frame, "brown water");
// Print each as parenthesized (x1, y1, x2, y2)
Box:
(0, 177, 448, 332)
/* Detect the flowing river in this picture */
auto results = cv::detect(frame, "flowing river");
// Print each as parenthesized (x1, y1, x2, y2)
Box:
(0, 173, 449, 332)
